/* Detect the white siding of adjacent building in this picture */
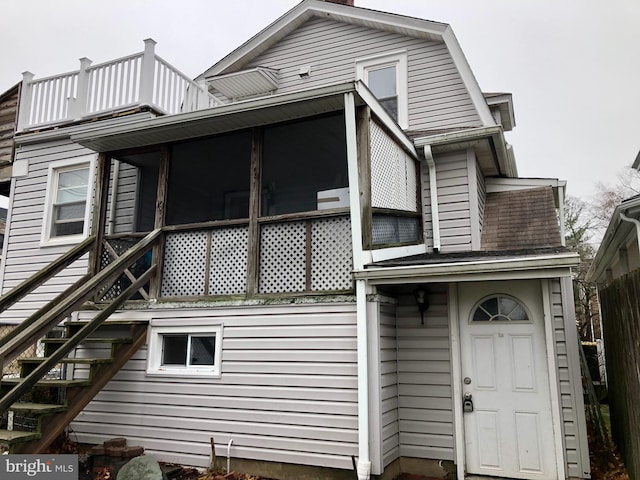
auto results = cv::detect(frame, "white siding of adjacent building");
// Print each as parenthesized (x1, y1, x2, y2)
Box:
(242, 17, 481, 132)
(71, 303, 359, 470)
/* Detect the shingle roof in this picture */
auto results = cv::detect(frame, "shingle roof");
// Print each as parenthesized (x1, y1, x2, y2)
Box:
(481, 186, 562, 251)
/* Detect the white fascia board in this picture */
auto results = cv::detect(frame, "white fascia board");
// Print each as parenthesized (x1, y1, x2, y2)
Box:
(15, 112, 157, 147)
(199, 0, 449, 79)
(587, 196, 640, 282)
(354, 81, 417, 158)
(356, 252, 579, 285)
(441, 27, 495, 128)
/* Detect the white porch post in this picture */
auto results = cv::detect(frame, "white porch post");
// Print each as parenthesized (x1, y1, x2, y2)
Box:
(140, 38, 157, 106)
(70, 57, 92, 120)
(344, 91, 371, 480)
(17, 71, 34, 132)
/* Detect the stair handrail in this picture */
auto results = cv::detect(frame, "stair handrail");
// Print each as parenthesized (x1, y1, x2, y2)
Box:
(0, 264, 157, 414)
(0, 235, 96, 314)
(0, 229, 161, 370)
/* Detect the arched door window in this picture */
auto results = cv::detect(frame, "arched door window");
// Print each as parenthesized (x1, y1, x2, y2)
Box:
(471, 295, 530, 322)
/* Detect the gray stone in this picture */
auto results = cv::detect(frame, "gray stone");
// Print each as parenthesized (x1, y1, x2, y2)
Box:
(116, 455, 168, 480)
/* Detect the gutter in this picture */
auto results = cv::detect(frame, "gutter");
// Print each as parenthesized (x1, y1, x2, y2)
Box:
(423, 145, 440, 252)
(413, 125, 517, 178)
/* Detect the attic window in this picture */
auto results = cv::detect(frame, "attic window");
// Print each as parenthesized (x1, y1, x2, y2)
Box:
(356, 51, 408, 129)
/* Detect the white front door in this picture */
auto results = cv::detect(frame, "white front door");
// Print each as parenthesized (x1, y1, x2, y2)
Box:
(458, 280, 558, 479)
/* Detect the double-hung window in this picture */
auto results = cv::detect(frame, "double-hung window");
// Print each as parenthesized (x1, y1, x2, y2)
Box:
(147, 322, 223, 377)
(356, 51, 408, 129)
(42, 156, 95, 245)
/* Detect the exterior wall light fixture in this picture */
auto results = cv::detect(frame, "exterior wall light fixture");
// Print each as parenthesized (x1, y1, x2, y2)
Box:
(414, 286, 429, 325)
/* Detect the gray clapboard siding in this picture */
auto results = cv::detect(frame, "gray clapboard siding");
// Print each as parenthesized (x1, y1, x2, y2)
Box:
(380, 303, 399, 467)
(422, 151, 472, 253)
(552, 278, 589, 478)
(244, 17, 481, 131)
(396, 285, 454, 461)
(104, 161, 138, 234)
(71, 304, 359, 470)
(0, 139, 95, 324)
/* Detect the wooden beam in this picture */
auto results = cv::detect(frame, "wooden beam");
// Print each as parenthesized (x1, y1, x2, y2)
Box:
(356, 106, 372, 250)
(150, 145, 170, 298)
(88, 153, 111, 278)
(246, 128, 262, 296)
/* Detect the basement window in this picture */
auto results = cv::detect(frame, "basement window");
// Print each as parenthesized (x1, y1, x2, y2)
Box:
(147, 323, 223, 377)
(41, 155, 95, 246)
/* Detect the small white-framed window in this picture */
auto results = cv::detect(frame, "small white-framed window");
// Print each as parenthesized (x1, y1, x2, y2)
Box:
(41, 155, 95, 246)
(147, 323, 223, 377)
(356, 51, 408, 129)
(470, 294, 531, 323)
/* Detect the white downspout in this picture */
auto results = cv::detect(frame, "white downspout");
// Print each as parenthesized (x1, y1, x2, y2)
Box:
(423, 145, 441, 252)
(107, 159, 120, 235)
(619, 211, 640, 258)
(344, 92, 371, 480)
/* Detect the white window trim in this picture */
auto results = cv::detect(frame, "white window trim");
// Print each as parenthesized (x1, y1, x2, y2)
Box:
(356, 50, 408, 129)
(146, 322, 223, 378)
(40, 155, 96, 247)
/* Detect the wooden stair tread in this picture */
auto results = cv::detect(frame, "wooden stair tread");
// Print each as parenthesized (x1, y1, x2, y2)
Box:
(1, 378, 89, 387)
(64, 320, 149, 326)
(0, 430, 41, 443)
(9, 402, 67, 414)
(19, 357, 113, 364)
(41, 337, 134, 344)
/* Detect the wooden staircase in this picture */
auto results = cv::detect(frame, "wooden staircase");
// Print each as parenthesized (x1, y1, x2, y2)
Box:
(0, 229, 162, 453)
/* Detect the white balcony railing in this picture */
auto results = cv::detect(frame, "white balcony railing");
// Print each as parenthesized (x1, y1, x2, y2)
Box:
(17, 39, 219, 132)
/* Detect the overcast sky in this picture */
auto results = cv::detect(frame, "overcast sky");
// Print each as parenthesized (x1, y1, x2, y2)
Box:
(1, 0, 639, 203)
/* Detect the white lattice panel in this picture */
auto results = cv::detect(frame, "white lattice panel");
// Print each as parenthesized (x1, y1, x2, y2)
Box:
(259, 222, 306, 294)
(209, 227, 249, 295)
(370, 120, 418, 212)
(161, 231, 208, 297)
(311, 217, 353, 291)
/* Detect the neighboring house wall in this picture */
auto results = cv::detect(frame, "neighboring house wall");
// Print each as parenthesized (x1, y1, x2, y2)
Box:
(597, 270, 640, 480)
(71, 303, 359, 470)
(0, 138, 94, 324)
(243, 17, 481, 131)
(422, 150, 473, 252)
(0, 84, 19, 190)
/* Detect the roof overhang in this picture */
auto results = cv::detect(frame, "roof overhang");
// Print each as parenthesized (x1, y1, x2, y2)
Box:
(356, 251, 579, 285)
(52, 80, 417, 159)
(484, 92, 515, 131)
(587, 195, 640, 283)
(67, 82, 357, 152)
(412, 125, 517, 177)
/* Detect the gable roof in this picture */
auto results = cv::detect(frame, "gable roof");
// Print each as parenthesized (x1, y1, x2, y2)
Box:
(197, 0, 494, 126)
